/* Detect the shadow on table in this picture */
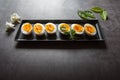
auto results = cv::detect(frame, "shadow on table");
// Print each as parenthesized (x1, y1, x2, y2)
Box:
(15, 41, 107, 49)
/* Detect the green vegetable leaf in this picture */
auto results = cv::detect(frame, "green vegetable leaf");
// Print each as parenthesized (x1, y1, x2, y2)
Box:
(91, 7, 103, 13)
(78, 11, 89, 20)
(78, 10, 95, 20)
(84, 11, 95, 18)
(100, 10, 108, 20)
(78, 6, 108, 21)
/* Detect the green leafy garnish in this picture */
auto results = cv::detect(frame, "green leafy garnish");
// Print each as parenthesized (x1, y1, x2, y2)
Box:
(71, 30, 76, 39)
(100, 10, 108, 20)
(60, 26, 70, 35)
(91, 7, 103, 13)
(60, 26, 66, 31)
(65, 31, 70, 35)
(78, 10, 95, 20)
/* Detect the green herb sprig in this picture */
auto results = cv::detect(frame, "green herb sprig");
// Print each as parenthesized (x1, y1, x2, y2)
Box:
(71, 30, 76, 39)
(65, 31, 70, 35)
(60, 27, 66, 32)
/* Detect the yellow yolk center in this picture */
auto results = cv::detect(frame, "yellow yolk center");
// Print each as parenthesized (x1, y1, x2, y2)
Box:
(23, 23, 32, 32)
(86, 26, 95, 33)
(46, 24, 55, 32)
(34, 24, 43, 33)
(73, 25, 83, 32)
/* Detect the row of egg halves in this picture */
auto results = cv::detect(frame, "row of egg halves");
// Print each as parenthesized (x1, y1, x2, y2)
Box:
(21, 22, 97, 36)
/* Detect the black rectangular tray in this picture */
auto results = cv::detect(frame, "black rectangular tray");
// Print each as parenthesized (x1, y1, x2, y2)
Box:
(15, 20, 104, 42)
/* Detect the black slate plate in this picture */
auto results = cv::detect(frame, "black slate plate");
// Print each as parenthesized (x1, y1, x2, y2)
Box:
(15, 20, 104, 42)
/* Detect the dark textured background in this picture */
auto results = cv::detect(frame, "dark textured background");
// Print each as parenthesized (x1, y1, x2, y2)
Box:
(0, 0, 120, 80)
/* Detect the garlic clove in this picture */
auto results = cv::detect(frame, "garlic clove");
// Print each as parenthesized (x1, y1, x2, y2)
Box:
(10, 13, 21, 23)
(5, 22, 15, 32)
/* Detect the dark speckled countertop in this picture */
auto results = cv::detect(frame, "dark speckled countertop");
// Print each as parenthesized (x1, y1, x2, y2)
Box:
(0, 0, 120, 80)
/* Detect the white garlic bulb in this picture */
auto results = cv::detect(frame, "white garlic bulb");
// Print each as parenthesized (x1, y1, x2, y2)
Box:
(10, 13, 21, 23)
(5, 22, 15, 32)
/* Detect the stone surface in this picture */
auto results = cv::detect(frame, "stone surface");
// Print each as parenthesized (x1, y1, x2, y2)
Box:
(0, 0, 120, 80)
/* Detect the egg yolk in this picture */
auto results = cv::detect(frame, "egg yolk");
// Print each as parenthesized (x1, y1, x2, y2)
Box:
(73, 24, 83, 32)
(86, 26, 95, 33)
(60, 23, 70, 32)
(34, 24, 43, 33)
(46, 24, 55, 32)
(22, 23, 32, 32)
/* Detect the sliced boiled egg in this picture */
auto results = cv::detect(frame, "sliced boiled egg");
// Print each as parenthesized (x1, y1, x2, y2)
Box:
(84, 23, 97, 36)
(34, 23, 45, 36)
(58, 23, 70, 34)
(21, 23, 33, 35)
(45, 23, 57, 34)
(71, 24, 84, 35)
